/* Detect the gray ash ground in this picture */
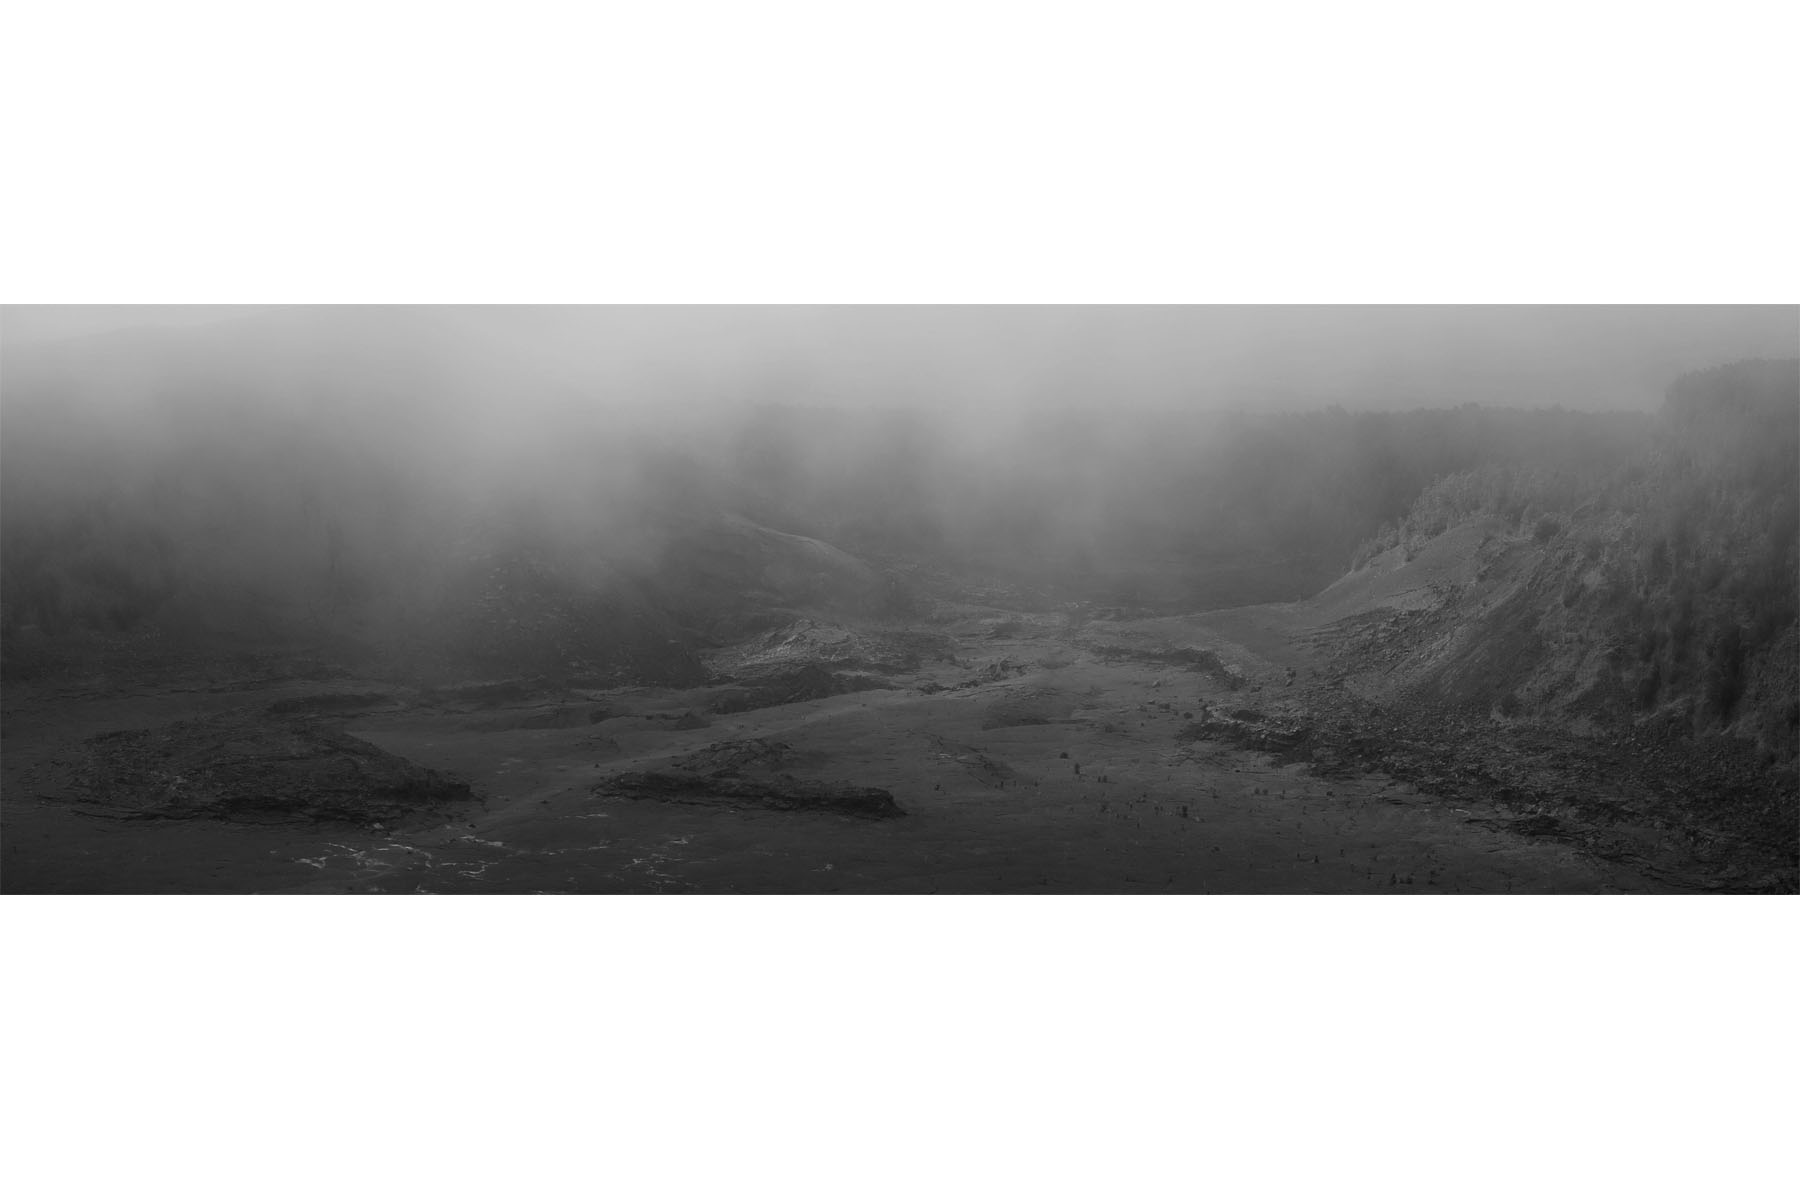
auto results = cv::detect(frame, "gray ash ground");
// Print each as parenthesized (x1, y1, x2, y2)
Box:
(3, 586, 1792, 893)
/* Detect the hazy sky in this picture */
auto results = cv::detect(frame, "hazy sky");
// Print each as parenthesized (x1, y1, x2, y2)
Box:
(3, 305, 1794, 413)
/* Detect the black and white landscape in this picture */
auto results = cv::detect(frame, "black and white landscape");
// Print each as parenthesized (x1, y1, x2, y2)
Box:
(3, 305, 1795, 893)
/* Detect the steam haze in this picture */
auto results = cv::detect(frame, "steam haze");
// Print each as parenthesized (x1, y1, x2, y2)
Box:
(2, 304, 1795, 899)
(5, 305, 1794, 419)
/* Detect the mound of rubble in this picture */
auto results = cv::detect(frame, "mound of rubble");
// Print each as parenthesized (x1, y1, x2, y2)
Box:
(597, 736, 903, 819)
(672, 737, 808, 774)
(71, 712, 472, 825)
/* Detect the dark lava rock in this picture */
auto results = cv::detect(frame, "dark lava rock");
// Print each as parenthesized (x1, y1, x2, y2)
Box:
(597, 771, 904, 819)
(72, 713, 472, 825)
(1179, 705, 1311, 754)
(615, 736, 898, 816)
(1505, 814, 1565, 838)
(953, 660, 1030, 690)
(267, 692, 395, 715)
(673, 737, 802, 775)
(709, 665, 890, 714)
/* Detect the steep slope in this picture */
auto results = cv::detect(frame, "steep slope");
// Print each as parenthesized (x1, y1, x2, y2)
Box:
(1264, 361, 1799, 881)
(1320, 360, 1798, 756)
